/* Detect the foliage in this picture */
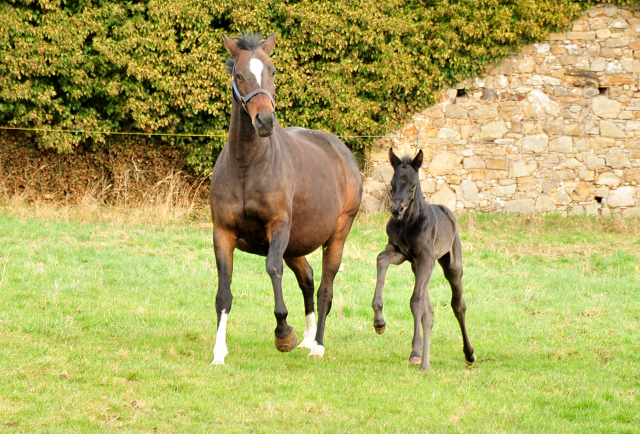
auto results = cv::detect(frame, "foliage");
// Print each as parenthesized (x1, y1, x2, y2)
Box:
(0, 0, 637, 173)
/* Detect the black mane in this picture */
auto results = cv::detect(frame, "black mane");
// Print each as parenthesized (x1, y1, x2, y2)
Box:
(225, 32, 264, 76)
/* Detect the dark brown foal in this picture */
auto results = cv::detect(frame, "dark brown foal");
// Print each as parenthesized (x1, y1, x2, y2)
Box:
(372, 149, 475, 371)
(210, 32, 362, 364)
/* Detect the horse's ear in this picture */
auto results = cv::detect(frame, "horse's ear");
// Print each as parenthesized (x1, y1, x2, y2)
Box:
(223, 33, 239, 57)
(262, 33, 276, 56)
(389, 148, 401, 168)
(411, 150, 423, 171)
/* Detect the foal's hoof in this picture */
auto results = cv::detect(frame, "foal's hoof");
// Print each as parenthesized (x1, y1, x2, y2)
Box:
(465, 353, 477, 365)
(409, 356, 422, 366)
(275, 329, 298, 352)
(374, 323, 386, 335)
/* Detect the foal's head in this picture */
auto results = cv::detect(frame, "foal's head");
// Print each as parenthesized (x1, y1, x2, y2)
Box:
(223, 32, 278, 137)
(388, 148, 423, 220)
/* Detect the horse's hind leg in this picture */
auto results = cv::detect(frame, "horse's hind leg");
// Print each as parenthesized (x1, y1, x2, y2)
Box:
(438, 237, 476, 365)
(211, 227, 237, 365)
(310, 212, 356, 358)
(372, 244, 406, 334)
(284, 256, 316, 349)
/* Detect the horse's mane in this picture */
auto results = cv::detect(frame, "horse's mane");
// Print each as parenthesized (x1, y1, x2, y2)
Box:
(225, 32, 265, 76)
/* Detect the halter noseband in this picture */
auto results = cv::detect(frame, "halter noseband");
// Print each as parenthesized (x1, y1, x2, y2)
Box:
(231, 66, 276, 114)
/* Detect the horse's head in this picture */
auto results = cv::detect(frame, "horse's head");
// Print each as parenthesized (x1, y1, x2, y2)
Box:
(223, 32, 278, 137)
(388, 148, 423, 220)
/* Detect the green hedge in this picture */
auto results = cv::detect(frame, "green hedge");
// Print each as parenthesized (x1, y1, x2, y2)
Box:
(0, 0, 636, 173)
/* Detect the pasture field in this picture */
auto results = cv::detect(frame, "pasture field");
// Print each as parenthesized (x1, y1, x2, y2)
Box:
(0, 208, 639, 433)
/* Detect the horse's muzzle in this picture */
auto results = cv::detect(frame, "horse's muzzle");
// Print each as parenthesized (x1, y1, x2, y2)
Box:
(390, 204, 406, 220)
(253, 111, 277, 137)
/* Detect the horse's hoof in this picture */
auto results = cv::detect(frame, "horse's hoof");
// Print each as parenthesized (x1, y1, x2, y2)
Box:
(419, 363, 431, 372)
(275, 329, 297, 352)
(308, 342, 325, 358)
(465, 353, 476, 365)
(374, 324, 386, 335)
(409, 356, 422, 366)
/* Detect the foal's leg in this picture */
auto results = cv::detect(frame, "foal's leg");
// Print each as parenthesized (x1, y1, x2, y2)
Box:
(310, 212, 355, 358)
(410, 255, 435, 371)
(438, 236, 475, 364)
(266, 219, 298, 352)
(211, 227, 237, 365)
(284, 256, 316, 349)
(372, 244, 406, 334)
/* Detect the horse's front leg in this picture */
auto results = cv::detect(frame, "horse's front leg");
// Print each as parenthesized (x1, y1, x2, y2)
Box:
(410, 254, 435, 371)
(372, 244, 406, 334)
(267, 219, 297, 352)
(211, 226, 237, 365)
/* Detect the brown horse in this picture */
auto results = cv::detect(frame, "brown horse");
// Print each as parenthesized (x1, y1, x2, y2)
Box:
(209, 32, 362, 365)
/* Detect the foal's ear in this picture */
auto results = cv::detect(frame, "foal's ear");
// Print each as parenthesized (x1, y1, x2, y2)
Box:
(411, 150, 423, 171)
(222, 34, 239, 57)
(389, 148, 402, 168)
(262, 33, 276, 56)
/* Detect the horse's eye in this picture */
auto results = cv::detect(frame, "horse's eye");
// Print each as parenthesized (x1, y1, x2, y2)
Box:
(272, 69, 277, 76)
(236, 73, 244, 82)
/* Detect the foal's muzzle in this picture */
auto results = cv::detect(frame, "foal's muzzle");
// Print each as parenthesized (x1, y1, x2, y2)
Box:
(390, 203, 407, 220)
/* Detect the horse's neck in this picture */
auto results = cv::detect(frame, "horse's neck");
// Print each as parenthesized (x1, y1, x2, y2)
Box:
(227, 103, 269, 167)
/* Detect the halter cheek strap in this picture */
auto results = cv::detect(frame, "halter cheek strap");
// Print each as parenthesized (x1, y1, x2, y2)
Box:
(231, 66, 276, 114)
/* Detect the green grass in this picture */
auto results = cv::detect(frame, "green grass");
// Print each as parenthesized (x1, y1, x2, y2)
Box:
(1, 211, 639, 433)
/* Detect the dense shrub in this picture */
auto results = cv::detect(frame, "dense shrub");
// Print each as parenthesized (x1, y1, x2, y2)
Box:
(0, 0, 636, 173)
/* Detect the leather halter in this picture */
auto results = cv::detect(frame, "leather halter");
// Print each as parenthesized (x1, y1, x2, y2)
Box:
(231, 66, 276, 114)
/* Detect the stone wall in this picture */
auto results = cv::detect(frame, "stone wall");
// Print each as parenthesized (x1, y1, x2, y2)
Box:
(362, 3, 640, 218)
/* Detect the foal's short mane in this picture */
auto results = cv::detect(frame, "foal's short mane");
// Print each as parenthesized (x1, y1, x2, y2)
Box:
(225, 32, 265, 76)
(401, 156, 413, 165)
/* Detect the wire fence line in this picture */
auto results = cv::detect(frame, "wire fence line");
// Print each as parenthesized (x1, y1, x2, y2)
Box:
(0, 126, 394, 140)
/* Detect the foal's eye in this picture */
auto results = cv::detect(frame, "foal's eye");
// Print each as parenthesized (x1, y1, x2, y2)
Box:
(271, 69, 277, 76)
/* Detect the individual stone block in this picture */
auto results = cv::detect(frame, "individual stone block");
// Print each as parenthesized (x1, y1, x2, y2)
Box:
(463, 157, 485, 169)
(523, 89, 562, 118)
(600, 120, 627, 138)
(485, 159, 509, 170)
(572, 181, 593, 201)
(444, 104, 469, 119)
(552, 191, 571, 204)
(427, 152, 463, 176)
(608, 186, 636, 206)
(429, 186, 456, 210)
(371, 165, 394, 183)
(503, 199, 535, 214)
(535, 196, 557, 212)
(470, 104, 499, 120)
(510, 161, 537, 177)
(584, 153, 606, 170)
(591, 97, 623, 118)
(605, 148, 631, 168)
(549, 136, 574, 152)
(455, 180, 479, 207)
(595, 172, 622, 187)
(478, 121, 508, 140)
(522, 134, 549, 153)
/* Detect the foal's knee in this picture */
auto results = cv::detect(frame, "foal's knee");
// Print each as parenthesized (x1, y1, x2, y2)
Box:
(451, 296, 467, 314)
(376, 252, 390, 268)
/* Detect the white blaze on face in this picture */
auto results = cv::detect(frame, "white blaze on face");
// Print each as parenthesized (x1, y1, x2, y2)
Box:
(211, 310, 229, 365)
(249, 58, 264, 86)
